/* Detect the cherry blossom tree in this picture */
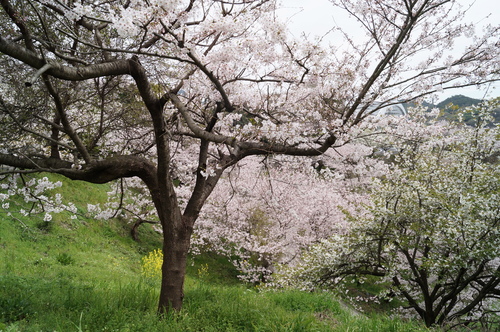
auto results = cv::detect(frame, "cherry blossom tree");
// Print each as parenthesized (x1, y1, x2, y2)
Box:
(277, 103, 500, 328)
(0, 0, 499, 312)
(192, 143, 385, 283)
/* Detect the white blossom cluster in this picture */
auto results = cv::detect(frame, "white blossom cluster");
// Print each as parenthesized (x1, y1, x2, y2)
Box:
(275, 102, 500, 328)
(0, 174, 78, 223)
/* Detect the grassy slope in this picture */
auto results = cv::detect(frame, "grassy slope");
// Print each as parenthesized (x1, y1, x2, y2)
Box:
(0, 174, 432, 332)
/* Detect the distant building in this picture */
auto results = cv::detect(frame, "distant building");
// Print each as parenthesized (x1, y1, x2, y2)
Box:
(362, 102, 407, 117)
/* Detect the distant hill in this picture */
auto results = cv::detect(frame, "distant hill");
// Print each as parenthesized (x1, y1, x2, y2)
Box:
(436, 95, 483, 109)
(403, 95, 499, 125)
(405, 95, 484, 110)
(433, 95, 499, 126)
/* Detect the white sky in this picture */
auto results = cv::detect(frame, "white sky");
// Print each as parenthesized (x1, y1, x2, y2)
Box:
(277, 0, 500, 102)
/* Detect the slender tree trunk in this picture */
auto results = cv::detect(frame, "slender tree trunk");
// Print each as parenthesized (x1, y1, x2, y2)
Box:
(50, 112, 61, 159)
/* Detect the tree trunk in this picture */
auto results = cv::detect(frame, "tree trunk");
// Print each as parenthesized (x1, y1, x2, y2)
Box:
(423, 312, 436, 328)
(158, 214, 194, 313)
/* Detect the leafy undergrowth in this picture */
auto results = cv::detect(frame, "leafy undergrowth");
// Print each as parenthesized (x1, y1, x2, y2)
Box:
(0, 174, 432, 331)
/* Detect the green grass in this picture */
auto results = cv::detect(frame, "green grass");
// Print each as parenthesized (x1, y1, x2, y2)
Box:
(0, 174, 432, 331)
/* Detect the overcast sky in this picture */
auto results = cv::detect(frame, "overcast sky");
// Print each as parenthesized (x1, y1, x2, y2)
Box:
(277, 0, 500, 102)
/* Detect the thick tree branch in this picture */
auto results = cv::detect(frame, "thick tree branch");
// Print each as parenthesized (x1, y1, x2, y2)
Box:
(0, 153, 158, 188)
(169, 92, 337, 157)
(0, 36, 131, 81)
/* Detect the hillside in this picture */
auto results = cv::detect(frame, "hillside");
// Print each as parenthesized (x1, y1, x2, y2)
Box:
(436, 94, 483, 109)
(0, 174, 432, 331)
(404, 95, 482, 113)
(414, 95, 500, 125)
(436, 95, 500, 125)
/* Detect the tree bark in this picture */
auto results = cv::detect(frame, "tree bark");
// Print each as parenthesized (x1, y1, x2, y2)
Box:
(0, 36, 131, 81)
(158, 215, 194, 312)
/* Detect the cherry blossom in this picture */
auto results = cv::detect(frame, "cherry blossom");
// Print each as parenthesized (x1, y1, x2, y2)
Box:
(1, 0, 498, 313)
(277, 102, 500, 328)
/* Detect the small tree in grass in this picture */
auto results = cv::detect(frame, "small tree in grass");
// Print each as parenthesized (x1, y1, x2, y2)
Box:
(278, 103, 500, 329)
